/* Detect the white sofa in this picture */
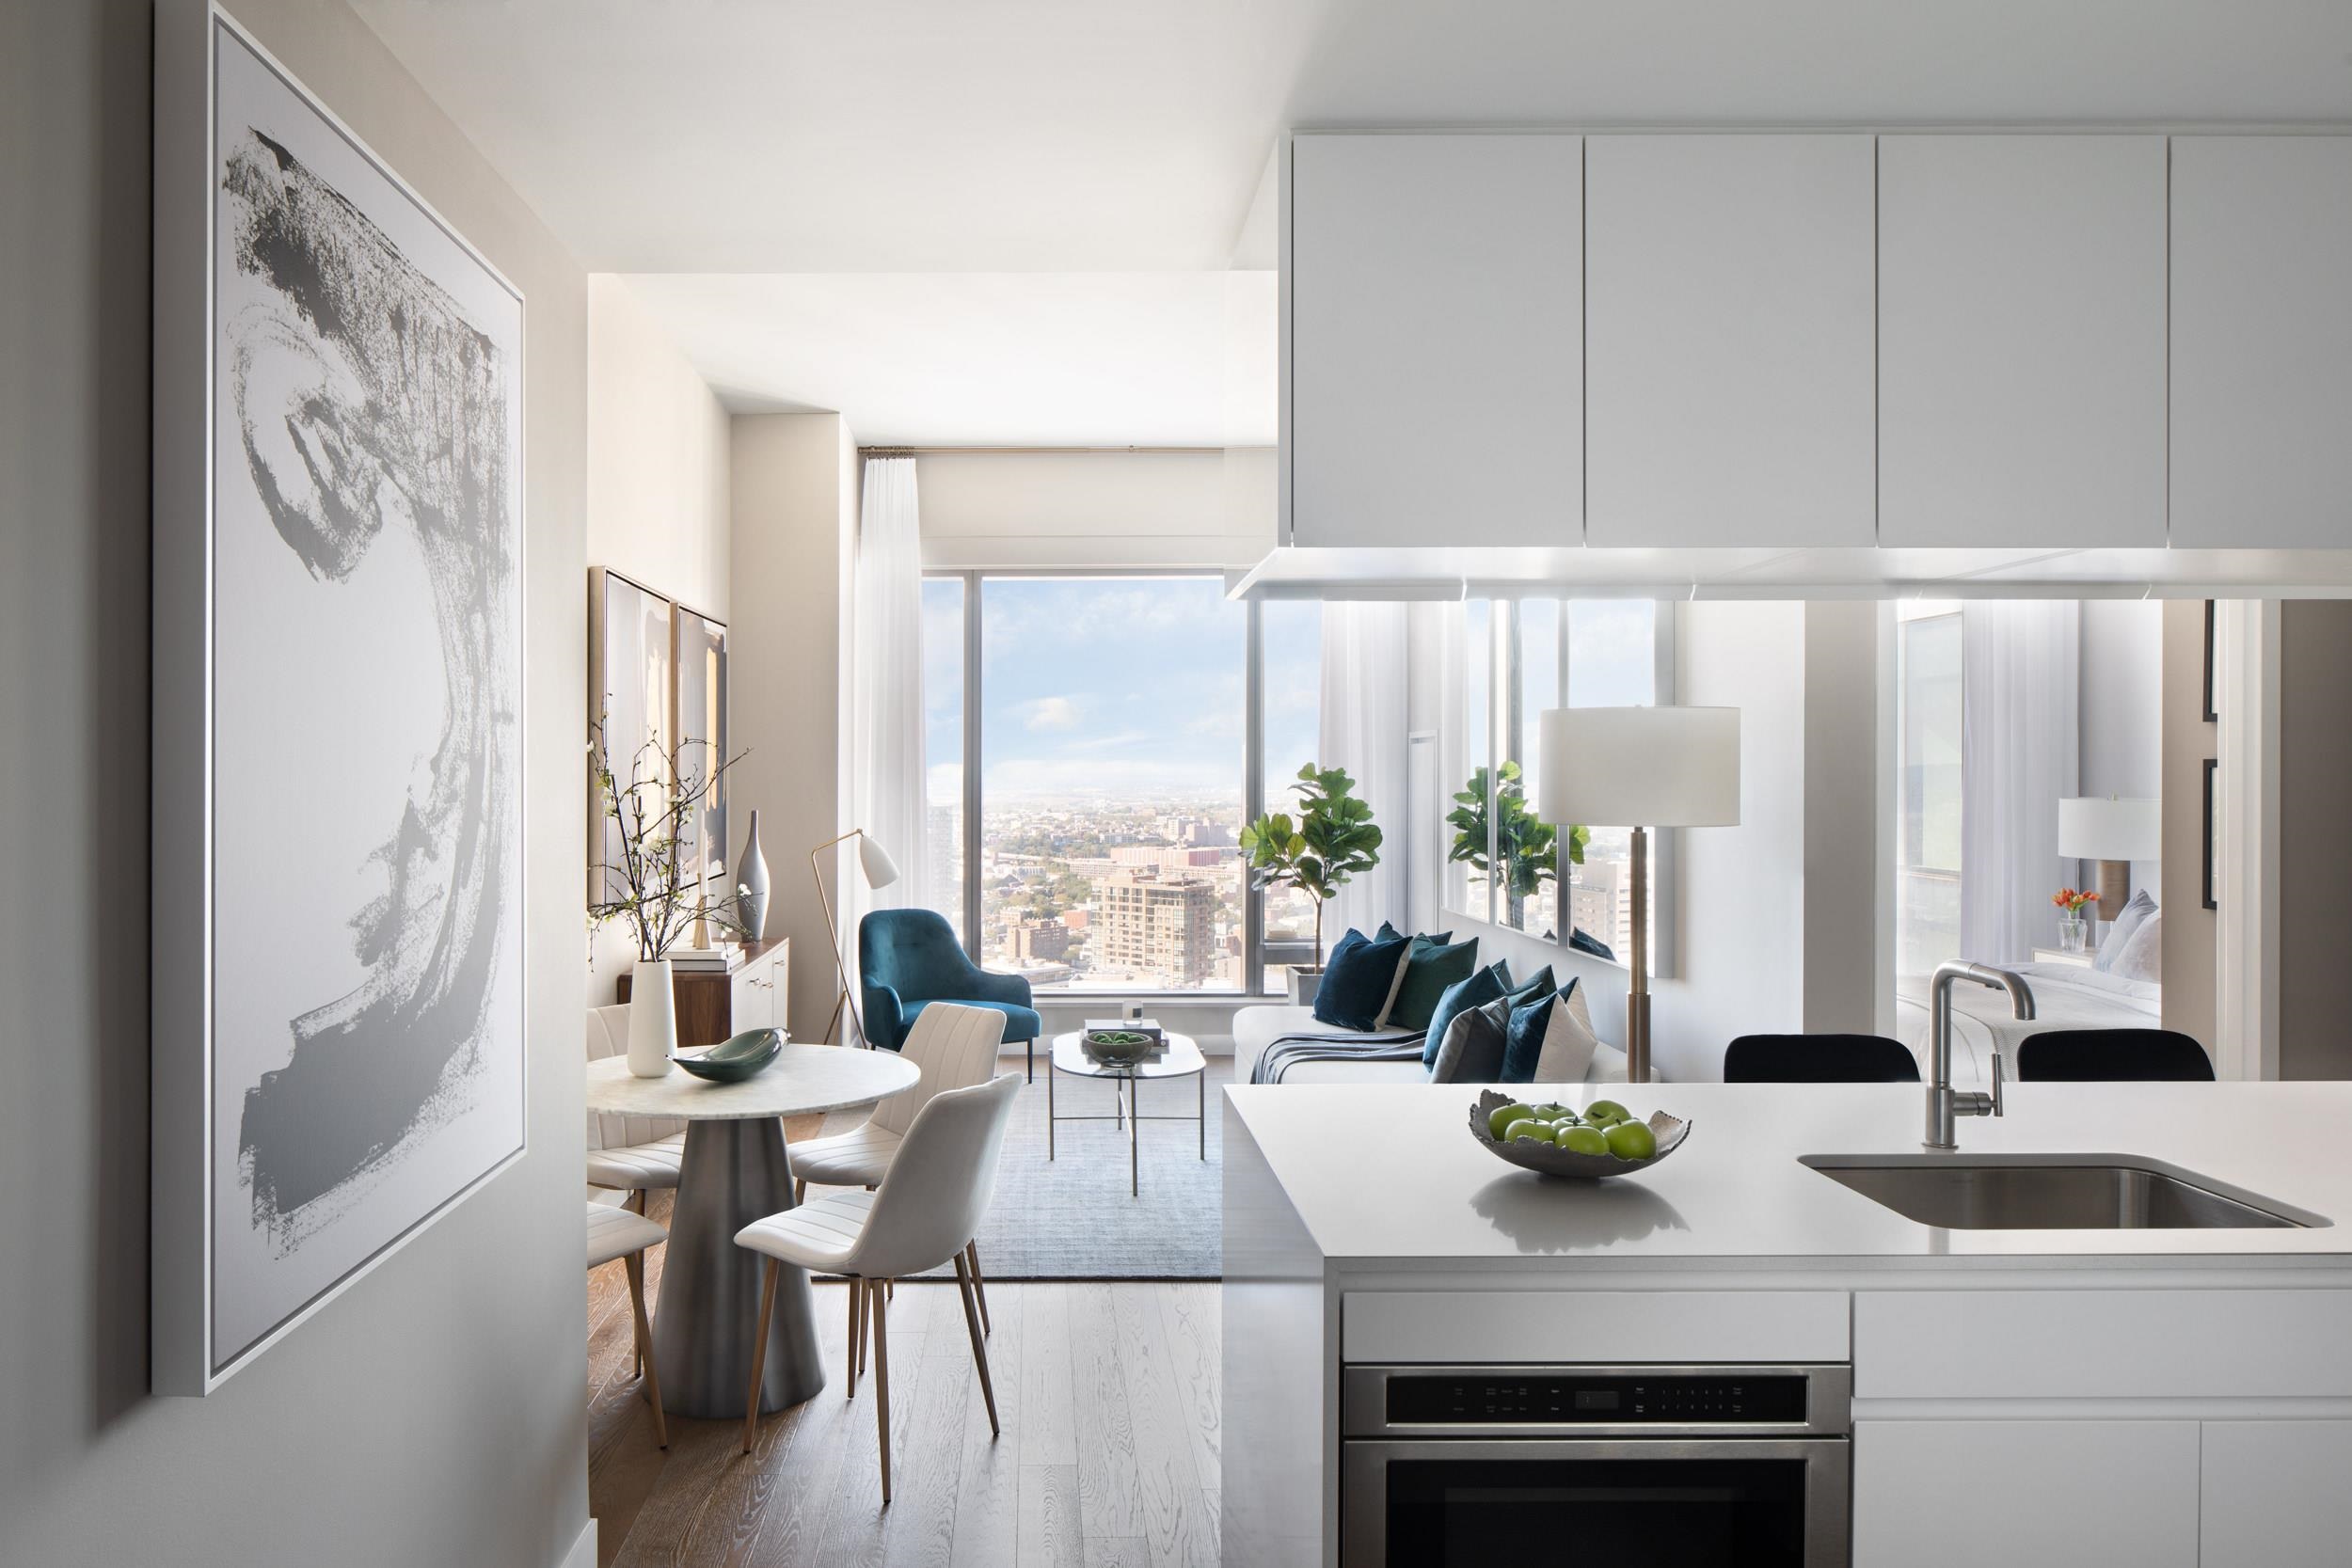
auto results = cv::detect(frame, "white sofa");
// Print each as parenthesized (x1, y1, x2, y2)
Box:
(1233, 1003, 1632, 1085)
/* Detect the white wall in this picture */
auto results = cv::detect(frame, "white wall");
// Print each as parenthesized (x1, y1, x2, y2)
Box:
(584, 273, 732, 1001)
(2078, 598, 2164, 895)
(730, 414, 857, 1047)
(1656, 601, 1811, 1081)
(915, 447, 1275, 569)
(1, 1, 594, 1562)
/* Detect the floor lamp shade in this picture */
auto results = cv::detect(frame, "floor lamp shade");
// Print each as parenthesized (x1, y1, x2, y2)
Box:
(1536, 706, 1742, 829)
(856, 833, 902, 891)
(811, 828, 900, 1044)
(2058, 796, 2158, 921)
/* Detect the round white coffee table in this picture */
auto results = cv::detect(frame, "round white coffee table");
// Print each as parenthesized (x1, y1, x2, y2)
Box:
(585, 1045, 918, 1418)
(1045, 1031, 1205, 1197)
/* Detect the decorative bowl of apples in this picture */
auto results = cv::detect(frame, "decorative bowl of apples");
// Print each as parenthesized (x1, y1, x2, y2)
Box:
(1467, 1089, 1690, 1180)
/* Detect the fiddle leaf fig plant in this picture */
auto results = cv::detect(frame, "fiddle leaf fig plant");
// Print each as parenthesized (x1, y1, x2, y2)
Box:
(1447, 761, 1588, 923)
(1239, 763, 1383, 965)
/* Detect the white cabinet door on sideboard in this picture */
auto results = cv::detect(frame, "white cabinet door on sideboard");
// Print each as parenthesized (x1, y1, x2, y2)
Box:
(1286, 134, 1582, 548)
(1583, 134, 1875, 548)
(2201, 1420, 2352, 1566)
(1851, 1420, 2199, 1568)
(1878, 135, 2168, 547)
(2171, 136, 2352, 548)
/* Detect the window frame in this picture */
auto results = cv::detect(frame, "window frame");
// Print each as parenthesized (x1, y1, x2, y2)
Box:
(924, 566, 1290, 1000)
(1441, 594, 1680, 979)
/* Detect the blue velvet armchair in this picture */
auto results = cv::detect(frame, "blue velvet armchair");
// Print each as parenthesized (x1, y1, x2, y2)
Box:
(859, 908, 1044, 1078)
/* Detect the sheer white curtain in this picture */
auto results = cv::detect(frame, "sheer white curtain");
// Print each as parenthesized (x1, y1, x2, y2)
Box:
(1317, 601, 1412, 944)
(850, 457, 928, 959)
(1959, 600, 2080, 965)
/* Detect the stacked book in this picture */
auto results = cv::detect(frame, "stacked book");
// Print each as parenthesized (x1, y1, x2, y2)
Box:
(665, 942, 742, 974)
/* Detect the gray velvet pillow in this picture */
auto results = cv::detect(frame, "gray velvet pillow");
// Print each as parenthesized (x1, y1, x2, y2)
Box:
(2094, 889, 2157, 974)
(2111, 911, 2162, 983)
(1429, 996, 1514, 1085)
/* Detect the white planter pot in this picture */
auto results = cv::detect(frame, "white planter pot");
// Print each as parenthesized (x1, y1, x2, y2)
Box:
(1286, 965, 1326, 1006)
(627, 958, 677, 1077)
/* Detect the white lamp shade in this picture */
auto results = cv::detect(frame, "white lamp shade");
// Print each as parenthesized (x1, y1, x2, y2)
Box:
(1536, 706, 1741, 828)
(857, 833, 901, 889)
(2058, 797, 2159, 862)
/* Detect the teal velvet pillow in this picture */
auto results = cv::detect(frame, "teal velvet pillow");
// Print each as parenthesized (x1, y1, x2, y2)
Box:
(1378, 920, 1454, 946)
(1502, 966, 1555, 1012)
(1312, 927, 1413, 1031)
(1419, 959, 1509, 1068)
(1386, 933, 1482, 1033)
(1499, 977, 1582, 1084)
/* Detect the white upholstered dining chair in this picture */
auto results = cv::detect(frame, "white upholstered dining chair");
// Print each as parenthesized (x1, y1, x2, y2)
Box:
(788, 1000, 1007, 1328)
(586, 1199, 670, 1449)
(584, 1003, 688, 1211)
(735, 1070, 1023, 1504)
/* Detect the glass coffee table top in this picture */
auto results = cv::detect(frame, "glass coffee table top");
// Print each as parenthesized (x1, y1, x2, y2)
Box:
(1049, 1031, 1205, 1079)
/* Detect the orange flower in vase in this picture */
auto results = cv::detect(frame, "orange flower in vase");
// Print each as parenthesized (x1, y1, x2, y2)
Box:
(2052, 887, 2096, 953)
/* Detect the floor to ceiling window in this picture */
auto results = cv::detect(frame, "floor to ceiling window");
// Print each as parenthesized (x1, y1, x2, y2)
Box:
(1896, 602, 1964, 978)
(1451, 597, 1667, 959)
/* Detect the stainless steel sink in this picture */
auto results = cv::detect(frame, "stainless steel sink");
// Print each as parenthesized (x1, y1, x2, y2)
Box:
(1801, 1153, 2325, 1230)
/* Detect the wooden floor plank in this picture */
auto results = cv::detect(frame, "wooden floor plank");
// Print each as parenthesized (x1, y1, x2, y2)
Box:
(1016, 1465, 1085, 1568)
(1109, 1285, 1216, 1568)
(1019, 1280, 1079, 1469)
(1069, 1284, 1145, 1541)
(1082, 1540, 1152, 1568)
(1154, 1285, 1221, 1494)
(947, 1282, 1024, 1568)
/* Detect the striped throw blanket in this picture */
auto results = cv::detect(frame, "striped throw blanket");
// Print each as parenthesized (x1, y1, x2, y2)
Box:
(1250, 1030, 1429, 1085)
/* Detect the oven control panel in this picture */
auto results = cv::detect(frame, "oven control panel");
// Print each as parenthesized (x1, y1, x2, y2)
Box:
(1387, 1372, 1810, 1426)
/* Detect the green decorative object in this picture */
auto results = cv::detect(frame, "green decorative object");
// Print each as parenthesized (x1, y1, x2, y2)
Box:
(1447, 761, 1589, 926)
(675, 1026, 786, 1084)
(1239, 763, 1384, 965)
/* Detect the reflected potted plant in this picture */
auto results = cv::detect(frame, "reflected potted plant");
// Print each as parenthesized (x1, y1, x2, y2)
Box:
(590, 719, 748, 1074)
(1240, 764, 1383, 1005)
(2052, 887, 2097, 954)
(1448, 761, 1589, 929)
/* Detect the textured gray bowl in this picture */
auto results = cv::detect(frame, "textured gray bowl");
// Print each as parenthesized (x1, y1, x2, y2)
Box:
(1467, 1089, 1691, 1180)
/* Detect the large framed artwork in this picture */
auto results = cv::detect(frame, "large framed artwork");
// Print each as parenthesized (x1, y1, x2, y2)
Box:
(152, 4, 527, 1394)
(674, 604, 730, 897)
(588, 567, 675, 896)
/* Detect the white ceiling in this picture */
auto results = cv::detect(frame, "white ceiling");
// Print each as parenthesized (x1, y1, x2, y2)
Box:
(348, 0, 2352, 440)
(618, 271, 1278, 444)
(353, 0, 2352, 274)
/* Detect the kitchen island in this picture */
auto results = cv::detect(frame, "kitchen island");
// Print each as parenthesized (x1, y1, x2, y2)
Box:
(1224, 1080, 2352, 1568)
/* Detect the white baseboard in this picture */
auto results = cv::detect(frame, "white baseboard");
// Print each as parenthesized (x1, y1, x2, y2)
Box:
(557, 1517, 596, 1568)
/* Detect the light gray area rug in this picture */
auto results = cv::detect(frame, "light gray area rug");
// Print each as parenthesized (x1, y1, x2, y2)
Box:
(808, 1053, 1229, 1281)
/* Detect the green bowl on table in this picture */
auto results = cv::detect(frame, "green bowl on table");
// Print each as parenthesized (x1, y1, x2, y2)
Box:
(675, 1027, 787, 1083)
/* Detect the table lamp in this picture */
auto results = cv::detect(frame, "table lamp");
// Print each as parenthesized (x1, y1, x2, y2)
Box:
(809, 829, 900, 1045)
(2057, 796, 2160, 927)
(1536, 706, 1741, 1084)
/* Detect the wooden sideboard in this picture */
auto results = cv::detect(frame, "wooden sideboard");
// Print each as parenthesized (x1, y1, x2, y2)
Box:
(616, 937, 790, 1049)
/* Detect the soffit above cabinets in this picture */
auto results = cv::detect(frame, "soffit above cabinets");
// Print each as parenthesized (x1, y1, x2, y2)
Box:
(1227, 545, 2352, 602)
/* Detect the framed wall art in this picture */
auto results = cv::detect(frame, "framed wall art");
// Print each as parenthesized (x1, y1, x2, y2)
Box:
(152, 3, 528, 1393)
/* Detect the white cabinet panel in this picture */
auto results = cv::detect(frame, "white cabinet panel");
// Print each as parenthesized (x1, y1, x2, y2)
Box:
(1878, 135, 2168, 547)
(2171, 136, 2352, 547)
(1852, 1420, 2198, 1568)
(1343, 1290, 1849, 1364)
(1287, 134, 1581, 547)
(1854, 1290, 2352, 1401)
(1584, 134, 1876, 547)
(2201, 1421, 2352, 1566)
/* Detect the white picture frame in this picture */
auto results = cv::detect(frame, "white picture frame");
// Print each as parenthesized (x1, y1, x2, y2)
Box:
(151, 1, 528, 1395)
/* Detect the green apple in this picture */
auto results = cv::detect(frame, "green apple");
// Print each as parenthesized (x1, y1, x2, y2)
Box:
(1502, 1118, 1555, 1145)
(1559, 1125, 1611, 1156)
(1604, 1119, 1658, 1161)
(1583, 1099, 1630, 1125)
(1532, 1102, 1574, 1121)
(1488, 1102, 1537, 1140)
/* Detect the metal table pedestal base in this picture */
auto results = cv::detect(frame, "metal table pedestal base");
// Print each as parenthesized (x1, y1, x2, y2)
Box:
(652, 1117, 823, 1418)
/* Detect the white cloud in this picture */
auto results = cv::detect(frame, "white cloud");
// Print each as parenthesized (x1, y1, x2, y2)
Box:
(1019, 695, 1082, 732)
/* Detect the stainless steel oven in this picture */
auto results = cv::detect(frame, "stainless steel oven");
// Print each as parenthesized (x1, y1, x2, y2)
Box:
(1341, 1364, 1851, 1567)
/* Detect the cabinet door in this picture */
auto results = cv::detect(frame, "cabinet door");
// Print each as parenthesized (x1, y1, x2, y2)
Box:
(2201, 1420, 2352, 1566)
(1584, 134, 1875, 547)
(1287, 134, 1581, 547)
(730, 957, 771, 1033)
(2171, 136, 2352, 547)
(1878, 135, 2168, 547)
(1852, 1420, 2198, 1568)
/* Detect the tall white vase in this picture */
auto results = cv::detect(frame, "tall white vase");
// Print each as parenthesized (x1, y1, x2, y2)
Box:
(737, 809, 771, 941)
(627, 958, 677, 1077)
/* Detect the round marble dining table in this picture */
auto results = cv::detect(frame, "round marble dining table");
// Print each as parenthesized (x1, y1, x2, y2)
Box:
(585, 1045, 919, 1418)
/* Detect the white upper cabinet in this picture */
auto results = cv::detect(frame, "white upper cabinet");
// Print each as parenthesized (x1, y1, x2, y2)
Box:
(1877, 135, 2168, 547)
(2171, 136, 2352, 548)
(1584, 135, 1876, 548)
(1286, 135, 1582, 547)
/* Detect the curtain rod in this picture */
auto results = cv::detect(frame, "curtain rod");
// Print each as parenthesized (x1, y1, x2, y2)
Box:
(856, 444, 1230, 456)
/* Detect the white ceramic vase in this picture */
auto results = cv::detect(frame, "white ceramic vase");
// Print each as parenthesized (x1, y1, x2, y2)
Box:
(737, 809, 771, 941)
(627, 957, 677, 1076)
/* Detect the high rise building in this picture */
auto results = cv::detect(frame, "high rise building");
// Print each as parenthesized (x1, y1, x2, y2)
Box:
(1569, 857, 1629, 957)
(1091, 870, 1216, 987)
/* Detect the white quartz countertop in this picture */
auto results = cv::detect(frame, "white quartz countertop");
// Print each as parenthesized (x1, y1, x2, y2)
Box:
(1226, 1081, 2352, 1268)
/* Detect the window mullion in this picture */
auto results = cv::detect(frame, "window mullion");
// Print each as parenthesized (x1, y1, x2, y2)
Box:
(1244, 599, 1265, 995)
(961, 571, 982, 961)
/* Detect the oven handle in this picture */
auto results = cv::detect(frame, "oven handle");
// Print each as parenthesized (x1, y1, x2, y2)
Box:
(1340, 1437, 1851, 1568)
(1343, 1363, 1853, 1439)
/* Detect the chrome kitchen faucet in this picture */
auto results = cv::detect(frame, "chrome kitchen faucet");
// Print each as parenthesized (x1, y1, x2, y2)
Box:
(1926, 961, 2036, 1150)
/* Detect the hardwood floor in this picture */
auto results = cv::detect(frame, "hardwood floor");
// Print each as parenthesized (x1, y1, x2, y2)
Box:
(587, 1184, 1222, 1567)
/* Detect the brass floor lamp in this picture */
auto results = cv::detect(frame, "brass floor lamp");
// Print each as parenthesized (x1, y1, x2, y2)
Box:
(1537, 706, 1741, 1084)
(809, 829, 900, 1046)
